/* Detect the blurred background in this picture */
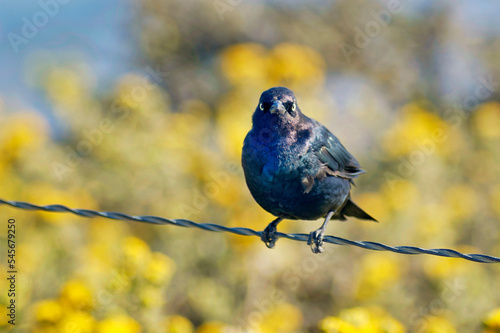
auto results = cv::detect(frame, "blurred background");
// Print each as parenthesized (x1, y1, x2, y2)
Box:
(1, 0, 500, 332)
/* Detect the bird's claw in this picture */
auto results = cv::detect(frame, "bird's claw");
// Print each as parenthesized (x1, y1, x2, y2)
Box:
(307, 229, 325, 254)
(261, 224, 278, 248)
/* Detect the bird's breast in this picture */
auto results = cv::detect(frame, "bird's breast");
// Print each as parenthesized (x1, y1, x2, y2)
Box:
(242, 130, 351, 220)
(242, 128, 314, 185)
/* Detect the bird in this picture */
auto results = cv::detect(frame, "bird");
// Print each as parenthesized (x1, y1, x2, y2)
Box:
(241, 86, 377, 253)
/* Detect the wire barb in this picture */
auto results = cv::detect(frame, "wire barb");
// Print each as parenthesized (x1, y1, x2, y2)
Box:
(1, 198, 499, 263)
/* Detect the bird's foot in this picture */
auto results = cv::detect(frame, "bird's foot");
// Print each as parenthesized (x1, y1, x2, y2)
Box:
(307, 228, 325, 254)
(261, 223, 278, 248)
(260, 217, 283, 249)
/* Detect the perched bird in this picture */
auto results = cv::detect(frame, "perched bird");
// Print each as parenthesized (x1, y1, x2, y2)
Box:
(241, 87, 377, 253)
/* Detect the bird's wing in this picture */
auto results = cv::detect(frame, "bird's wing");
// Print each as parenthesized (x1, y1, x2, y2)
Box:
(313, 127, 366, 181)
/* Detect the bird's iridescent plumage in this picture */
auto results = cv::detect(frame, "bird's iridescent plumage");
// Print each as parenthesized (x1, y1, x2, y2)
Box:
(241, 87, 376, 252)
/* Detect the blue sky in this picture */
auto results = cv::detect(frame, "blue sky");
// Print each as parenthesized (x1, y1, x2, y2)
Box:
(0, 0, 134, 118)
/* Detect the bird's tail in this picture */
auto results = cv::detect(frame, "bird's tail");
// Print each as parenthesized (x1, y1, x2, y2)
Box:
(342, 199, 378, 222)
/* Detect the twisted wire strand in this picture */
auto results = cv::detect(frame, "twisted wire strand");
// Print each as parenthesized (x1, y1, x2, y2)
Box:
(1, 198, 499, 263)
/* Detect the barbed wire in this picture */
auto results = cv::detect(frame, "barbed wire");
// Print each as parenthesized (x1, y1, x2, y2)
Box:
(1, 198, 499, 263)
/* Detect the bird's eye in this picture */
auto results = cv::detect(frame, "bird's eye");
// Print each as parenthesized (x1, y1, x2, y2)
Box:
(259, 103, 264, 111)
(292, 103, 296, 111)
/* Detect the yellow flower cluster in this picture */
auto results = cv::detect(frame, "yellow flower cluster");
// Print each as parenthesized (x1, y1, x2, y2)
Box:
(33, 280, 96, 333)
(220, 43, 325, 90)
(483, 308, 500, 332)
(355, 253, 403, 300)
(382, 102, 455, 158)
(28, 235, 176, 332)
(319, 307, 405, 333)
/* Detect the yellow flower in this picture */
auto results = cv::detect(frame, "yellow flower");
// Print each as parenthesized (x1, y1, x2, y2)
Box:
(472, 102, 500, 138)
(0, 113, 48, 163)
(208, 174, 243, 208)
(121, 236, 152, 272)
(260, 303, 303, 333)
(381, 180, 420, 213)
(382, 103, 451, 157)
(32, 327, 60, 333)
(220, 43, 269, 86)
(321, 307, 405, 333)
(58, 311, 95, 333)
(215, 89, 255, 159)
(378, 314, 406, 333)
(107, 269, 132, 294)
(96, 315, 141, 333)
(416, 316, 456, 333)
(163, 315, 194, 333)
(268, 43, 326, 90)
(361, 308, 406, 333)
(339, 307, 375, 331)
(196, 321, 227, 333)
(0, 306, 12, 327)
(483, 308, 500, 331)
(139, 285, 164, 308)
(60, 279, 93, 311)
(220, 42, 325, 90)
(35, 299, 63, 323)
(143, 252, 176, 285)
(356, 254, 402, 300)
(354, 192, 390, 222)
(319, 317, 358, 333)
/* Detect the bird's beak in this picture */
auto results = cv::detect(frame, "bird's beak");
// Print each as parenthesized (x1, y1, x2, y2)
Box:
(269, 100, 286, 115)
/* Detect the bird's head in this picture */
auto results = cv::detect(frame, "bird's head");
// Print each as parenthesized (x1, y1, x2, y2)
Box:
(252, 87, 302, 129)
